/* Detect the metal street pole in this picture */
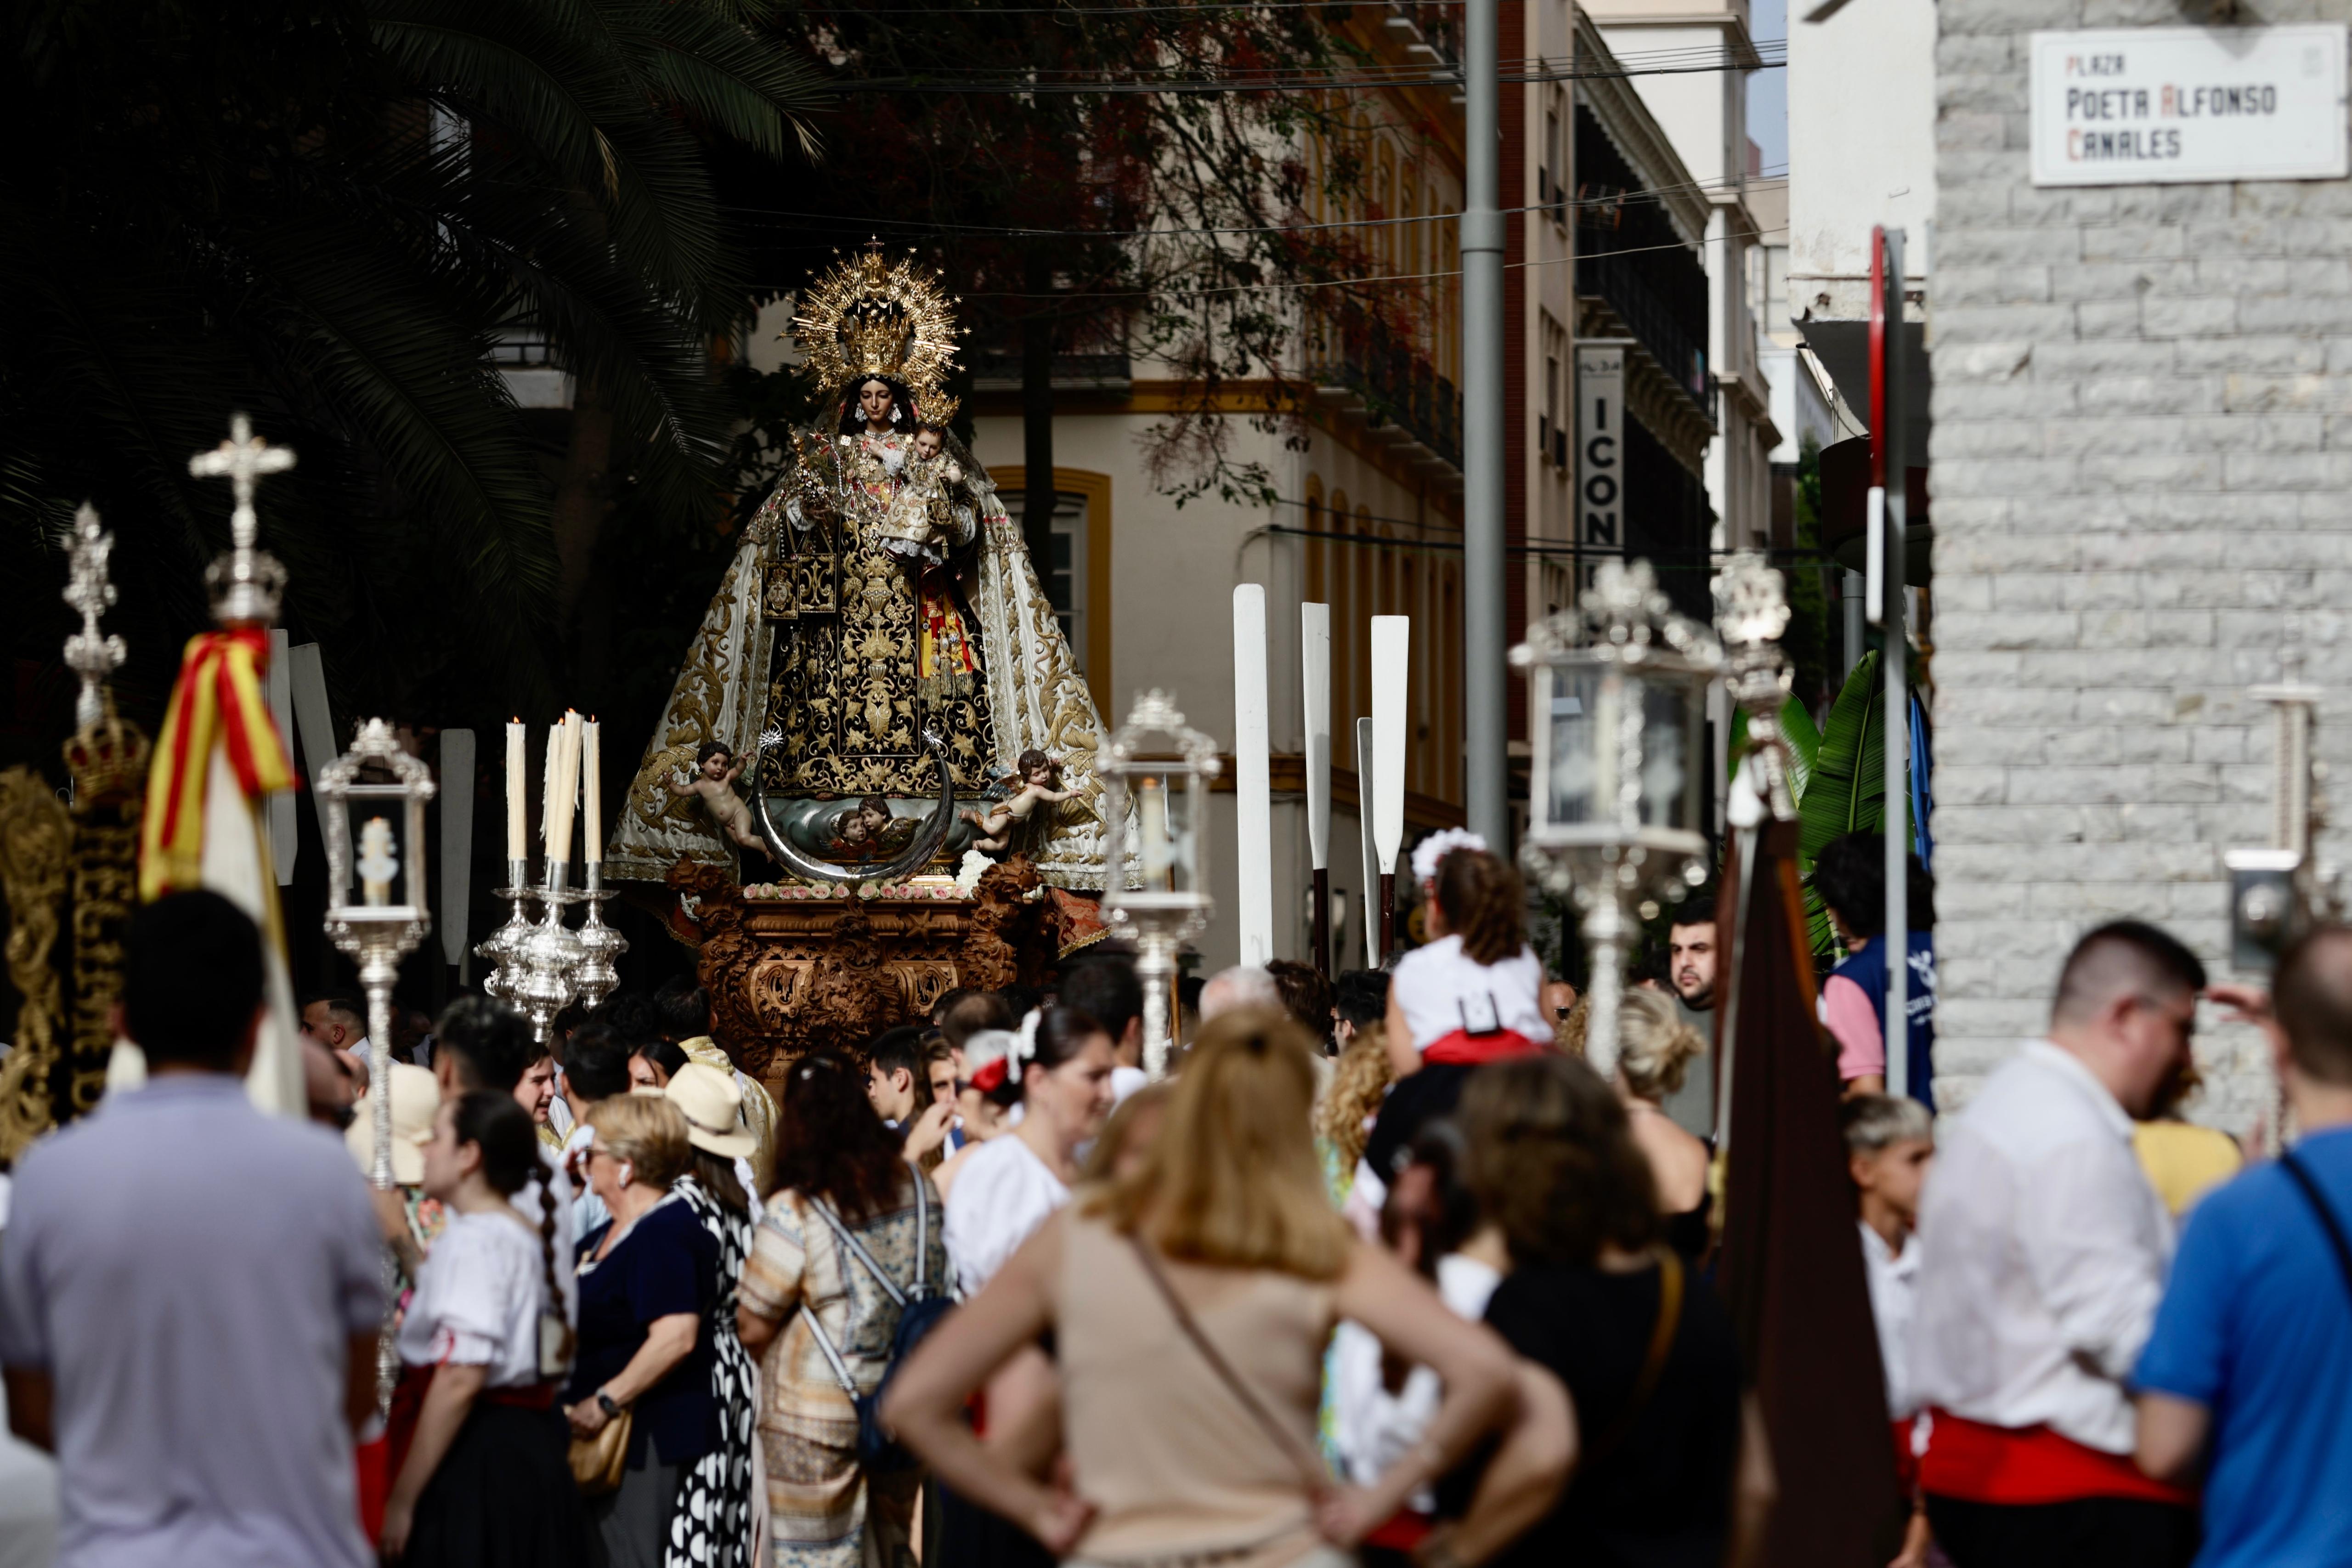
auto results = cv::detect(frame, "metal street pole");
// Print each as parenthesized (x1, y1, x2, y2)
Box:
(1461, 0, 1508, 846)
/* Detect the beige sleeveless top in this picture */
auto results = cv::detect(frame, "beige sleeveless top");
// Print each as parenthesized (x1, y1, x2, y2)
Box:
(1057, 1213, 1337, 1565)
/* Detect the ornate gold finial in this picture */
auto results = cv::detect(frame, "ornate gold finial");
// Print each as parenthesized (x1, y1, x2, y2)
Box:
(790, 243, 964, 424)
(62, 504, 125, 730)
(188, 413, 295, 628)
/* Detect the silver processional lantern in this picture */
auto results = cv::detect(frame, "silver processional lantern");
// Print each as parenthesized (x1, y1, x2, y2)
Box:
(1511, 560, 1721, 1080)
(1098, 690, 1221, 1080)
(318, 718, 437, 1184)
(317, 717, 435, 1405)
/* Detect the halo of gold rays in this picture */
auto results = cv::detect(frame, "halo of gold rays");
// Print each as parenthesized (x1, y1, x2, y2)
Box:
(790, 241, 965, 424)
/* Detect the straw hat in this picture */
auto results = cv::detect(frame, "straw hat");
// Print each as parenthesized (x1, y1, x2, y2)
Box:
(345, 1061, 440, 1186)
(665, 1062, 756, 1159)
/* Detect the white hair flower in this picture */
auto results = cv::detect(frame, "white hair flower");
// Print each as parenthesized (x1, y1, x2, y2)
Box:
(1410, 827, 1489, 885)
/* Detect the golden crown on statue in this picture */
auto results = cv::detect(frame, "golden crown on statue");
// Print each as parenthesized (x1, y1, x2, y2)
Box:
(62, 705, 152, 807)
(791, 241, 964, 425)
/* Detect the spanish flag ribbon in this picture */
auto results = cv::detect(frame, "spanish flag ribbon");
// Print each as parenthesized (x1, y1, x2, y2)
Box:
(139, 629, 294, 901)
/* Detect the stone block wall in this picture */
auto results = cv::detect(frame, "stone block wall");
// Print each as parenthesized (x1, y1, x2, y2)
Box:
(1929, 0, 2352, 1130)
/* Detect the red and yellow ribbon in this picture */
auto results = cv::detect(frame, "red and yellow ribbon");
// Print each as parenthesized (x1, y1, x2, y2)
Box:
(138, 629, 294, 902)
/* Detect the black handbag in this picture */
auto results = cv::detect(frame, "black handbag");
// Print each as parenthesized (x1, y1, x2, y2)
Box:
(799, 1177, 949, 1472)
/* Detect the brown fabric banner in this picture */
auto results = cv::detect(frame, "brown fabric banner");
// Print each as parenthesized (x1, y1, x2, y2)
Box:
(1716, 818, 1905, 1567)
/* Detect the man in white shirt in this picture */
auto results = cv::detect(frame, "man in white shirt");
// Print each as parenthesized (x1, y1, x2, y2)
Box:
(1911, 920, 2203, 1568)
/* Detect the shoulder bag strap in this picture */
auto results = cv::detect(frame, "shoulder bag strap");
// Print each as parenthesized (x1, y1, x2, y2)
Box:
(2280, 1150, 2352, 1302)
(1127, 1236, 1332, 1499)
(808, 1192, 911, 1308)
(1585, 1248, 1685, 1468)
(785, 1197, 861, 1398)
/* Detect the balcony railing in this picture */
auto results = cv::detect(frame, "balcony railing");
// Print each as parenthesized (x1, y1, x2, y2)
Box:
(1576, 245, 1712, 427)
(1306, 300, 1462, 470)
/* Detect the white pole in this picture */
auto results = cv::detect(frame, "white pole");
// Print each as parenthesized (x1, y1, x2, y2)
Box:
(266, 629, 297, 885)
(1234, 585, 1274, 967)
(1303, 603, 1333, 975)
(1461, 0, 1507, 844)
(439, 729, 476, 973)
(1372, 617, 1410, 958)
(1357, 716, 1381, 968)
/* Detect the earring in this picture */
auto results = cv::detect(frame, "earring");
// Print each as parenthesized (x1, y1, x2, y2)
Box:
(891, 406, 903, 425)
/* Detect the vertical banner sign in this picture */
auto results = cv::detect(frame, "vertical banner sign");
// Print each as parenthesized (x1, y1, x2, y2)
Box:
(1577, 346, 1626, 584)
(1233, 585, 1274, 968)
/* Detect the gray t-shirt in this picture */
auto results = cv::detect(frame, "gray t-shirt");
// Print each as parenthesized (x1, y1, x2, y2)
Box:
(0, 1074, 382, 1568)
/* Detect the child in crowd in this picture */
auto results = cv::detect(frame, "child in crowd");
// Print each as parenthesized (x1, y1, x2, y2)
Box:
(1843, 1093, 1936, 1568)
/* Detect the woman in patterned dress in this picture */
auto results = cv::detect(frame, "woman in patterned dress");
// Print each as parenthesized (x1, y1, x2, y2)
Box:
(665, 1064, 762, 1568)
(737, 1055, 947, 1568)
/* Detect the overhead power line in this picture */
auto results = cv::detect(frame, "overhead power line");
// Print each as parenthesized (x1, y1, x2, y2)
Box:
(851, 51, 1785, 93)
(711, 165, 1788, 241)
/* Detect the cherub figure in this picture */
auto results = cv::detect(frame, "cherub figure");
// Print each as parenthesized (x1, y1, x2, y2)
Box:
(828, 795, 917, 859)
(961, 749, 1075, 854)
(666, 742, 763, 851)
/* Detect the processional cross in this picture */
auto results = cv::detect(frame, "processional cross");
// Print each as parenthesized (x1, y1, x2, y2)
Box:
(188, 413, 296, 628)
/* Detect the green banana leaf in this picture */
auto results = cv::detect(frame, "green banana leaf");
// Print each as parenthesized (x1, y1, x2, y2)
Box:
(1727, 694, 1821, 806)
(1799, 650, 1888, 869)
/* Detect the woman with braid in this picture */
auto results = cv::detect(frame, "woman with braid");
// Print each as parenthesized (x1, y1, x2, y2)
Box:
(380, 1091, 585, 1564)
(1360, 846, 1554, 1209)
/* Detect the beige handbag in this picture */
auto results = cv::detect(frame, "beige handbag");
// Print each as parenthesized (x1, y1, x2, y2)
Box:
(569, 1407, 634, 1497)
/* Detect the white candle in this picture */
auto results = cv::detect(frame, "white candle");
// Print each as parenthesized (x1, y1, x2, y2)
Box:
(547, 711, 581, 864)
(540, 718, 560, 858)
(583, 719, 603, 865)
(506, 720, 526, 862)
(1140, 777, 1170, 883)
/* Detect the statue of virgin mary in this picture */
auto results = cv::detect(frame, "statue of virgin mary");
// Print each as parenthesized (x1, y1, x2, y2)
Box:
(605, 247, 1111, 890)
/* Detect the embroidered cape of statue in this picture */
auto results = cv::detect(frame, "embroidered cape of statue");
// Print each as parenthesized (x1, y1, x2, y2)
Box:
(606, 248, 1109, 891)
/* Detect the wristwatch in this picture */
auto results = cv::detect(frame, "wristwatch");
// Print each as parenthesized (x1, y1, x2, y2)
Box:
(596, 1391, 622, 1418)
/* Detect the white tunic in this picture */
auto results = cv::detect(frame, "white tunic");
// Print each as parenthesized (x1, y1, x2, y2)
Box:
(1389, 935, 1551, 1052)
(942, 1135, 1069, 1299)
(396, 1210, 564, 1387)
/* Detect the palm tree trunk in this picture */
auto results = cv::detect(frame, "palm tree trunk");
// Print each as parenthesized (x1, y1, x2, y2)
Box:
(551, 376, 613, 628)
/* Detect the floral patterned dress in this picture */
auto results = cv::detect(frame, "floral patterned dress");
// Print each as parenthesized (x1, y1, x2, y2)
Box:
(670, 1177, 757, 1568)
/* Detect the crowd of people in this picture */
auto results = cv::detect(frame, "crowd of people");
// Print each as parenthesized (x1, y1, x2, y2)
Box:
(1, 829, 2347, 1568)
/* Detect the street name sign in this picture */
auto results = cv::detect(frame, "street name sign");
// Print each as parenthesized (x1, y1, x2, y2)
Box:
(2030, 25, 2348, 186)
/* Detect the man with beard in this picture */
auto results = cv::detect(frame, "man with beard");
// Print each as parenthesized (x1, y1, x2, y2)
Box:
(1657, 894, 1718, 1135)
(1910, 922, 2203, 1568)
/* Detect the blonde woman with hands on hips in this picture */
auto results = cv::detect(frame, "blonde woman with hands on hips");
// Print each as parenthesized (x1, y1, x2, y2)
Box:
(887, 1008, 1574, 1568)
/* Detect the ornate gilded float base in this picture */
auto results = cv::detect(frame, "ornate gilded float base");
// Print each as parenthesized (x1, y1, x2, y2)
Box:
(664, 857, 1076, 1098)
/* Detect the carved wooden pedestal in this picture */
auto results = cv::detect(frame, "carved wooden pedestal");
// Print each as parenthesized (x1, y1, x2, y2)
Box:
(664, 856, 1075, 1098)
